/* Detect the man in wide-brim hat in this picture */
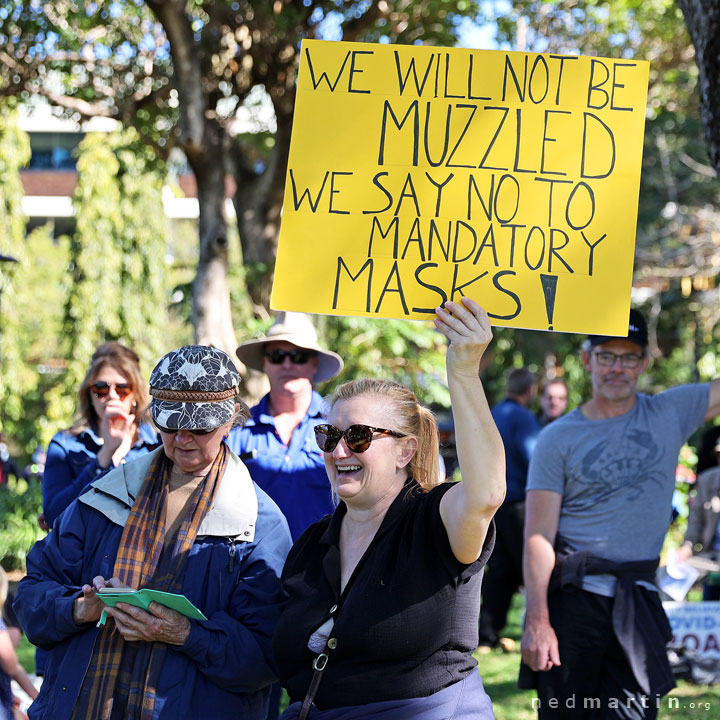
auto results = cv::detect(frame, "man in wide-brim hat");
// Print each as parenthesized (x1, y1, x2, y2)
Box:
(228, 312, 343, 541)
(229, 313, 342, 720)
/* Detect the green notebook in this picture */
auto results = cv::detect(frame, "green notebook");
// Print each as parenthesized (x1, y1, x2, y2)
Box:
(96, 588, 207, 627)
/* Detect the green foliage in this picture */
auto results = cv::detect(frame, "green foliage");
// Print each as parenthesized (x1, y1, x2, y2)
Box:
(13, 224, 72, 451)
(44, 127, 174, 435)
(115, 131, 173, 373)
(65, 131, 124, 377)
(0, 99, 34, 441)
(0, 476, 44, 572)
(478, 0, 720, 411)
(16, 634, 35, 675)
(322, 316, 451, 408)
(234, 313, 451, 407)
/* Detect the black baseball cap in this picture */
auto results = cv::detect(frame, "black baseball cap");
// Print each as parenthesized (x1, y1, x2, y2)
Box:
(587, 309, 648, 350)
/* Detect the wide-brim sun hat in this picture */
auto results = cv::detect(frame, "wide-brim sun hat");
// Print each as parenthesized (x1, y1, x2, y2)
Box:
(236, 311, 343, 384)
(149, 345, 241, 431)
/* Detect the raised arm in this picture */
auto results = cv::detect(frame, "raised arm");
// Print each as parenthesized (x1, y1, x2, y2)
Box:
(521, 488, 562, 672)
(436, 298, 506, 564)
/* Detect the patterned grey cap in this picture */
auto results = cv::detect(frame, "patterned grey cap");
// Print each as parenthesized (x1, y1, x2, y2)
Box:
(149, 345, 241, 431)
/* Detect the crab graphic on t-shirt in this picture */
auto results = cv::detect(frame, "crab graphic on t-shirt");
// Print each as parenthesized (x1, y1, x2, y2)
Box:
(578, 428, 667, 501)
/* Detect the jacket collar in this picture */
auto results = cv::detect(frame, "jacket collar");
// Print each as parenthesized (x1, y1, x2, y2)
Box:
(79, 446, 258, 540)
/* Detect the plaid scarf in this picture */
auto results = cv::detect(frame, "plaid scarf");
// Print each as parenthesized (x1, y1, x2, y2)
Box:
(72, 444, 227, 720)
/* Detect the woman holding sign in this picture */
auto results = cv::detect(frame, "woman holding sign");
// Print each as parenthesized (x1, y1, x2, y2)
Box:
(272, 297, 505, 719)
(15, 346, 292, 720)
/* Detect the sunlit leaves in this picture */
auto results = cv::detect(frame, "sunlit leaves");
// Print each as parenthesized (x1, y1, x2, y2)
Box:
(0, 100, 33, 430)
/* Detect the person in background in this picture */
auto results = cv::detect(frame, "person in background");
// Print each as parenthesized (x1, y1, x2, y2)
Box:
(14, 346, 292, 720)
(536, 379, 568, 428)
(41, 342, 158, 531)
(230, 312, 344, 542)
(677, 435, 720, 599)
(695, 425, 720, 476)
(521, 309, 720, 719)
(478, 367, 539, 652)
(1, 567, 38, 720)
(0, 434, 21, 486)
(273, 298, 505, 720)
(231, 313, 344, 720)
(24, 448, 46, 483)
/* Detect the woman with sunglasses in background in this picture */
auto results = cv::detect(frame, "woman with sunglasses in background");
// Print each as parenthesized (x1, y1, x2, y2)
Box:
(41, 342, 159, 531)
(15, 345, 292, 720)
(273, 298, 506, 720)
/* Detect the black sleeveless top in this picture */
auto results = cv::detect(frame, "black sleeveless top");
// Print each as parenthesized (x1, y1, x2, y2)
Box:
(272, 479, 495, 709)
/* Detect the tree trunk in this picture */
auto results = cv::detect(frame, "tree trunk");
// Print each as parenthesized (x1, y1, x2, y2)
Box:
(148, 0, 238, 357)
(677, 1, 720, 175)
(192, 126, 238, 357)
(231, 100, 295, 309)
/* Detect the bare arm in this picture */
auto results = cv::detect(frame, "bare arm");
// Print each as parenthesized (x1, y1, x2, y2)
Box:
(521, 489, 562, 672)
(0, 629, 38, 700)
(436, 298, 506, 564)
(706, 378, 720, 422)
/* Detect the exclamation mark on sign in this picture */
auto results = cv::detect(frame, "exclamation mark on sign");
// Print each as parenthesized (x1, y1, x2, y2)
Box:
(540, 274, 558, 330)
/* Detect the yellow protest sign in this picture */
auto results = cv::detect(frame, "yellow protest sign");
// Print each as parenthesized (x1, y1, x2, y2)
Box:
(271, 40, 649, 335)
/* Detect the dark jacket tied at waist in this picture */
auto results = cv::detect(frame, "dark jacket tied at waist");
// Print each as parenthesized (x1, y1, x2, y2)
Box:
(519, 536, 675, 698)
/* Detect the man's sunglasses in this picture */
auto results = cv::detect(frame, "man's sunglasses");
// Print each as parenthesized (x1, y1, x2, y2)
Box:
(314, 424, 405, 454)
(90, 381, 133, 400)
(264, 349, 316, 365)
(155, 423, 214, 436)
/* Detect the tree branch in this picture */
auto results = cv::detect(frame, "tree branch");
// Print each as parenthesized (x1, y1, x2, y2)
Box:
(342, 0, 390, 41)
(35, 87, 114, 117)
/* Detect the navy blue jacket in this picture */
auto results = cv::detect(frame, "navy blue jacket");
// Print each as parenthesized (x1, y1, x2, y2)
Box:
(15, 448, 292, 720)
(43, 424, 159, 527)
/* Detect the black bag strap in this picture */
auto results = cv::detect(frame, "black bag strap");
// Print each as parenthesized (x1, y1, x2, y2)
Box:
(298, 649, 330, 720)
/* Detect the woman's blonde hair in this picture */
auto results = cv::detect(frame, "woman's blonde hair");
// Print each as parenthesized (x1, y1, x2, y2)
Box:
(74, 342, 150, 436)
(326, 379, 440, 491)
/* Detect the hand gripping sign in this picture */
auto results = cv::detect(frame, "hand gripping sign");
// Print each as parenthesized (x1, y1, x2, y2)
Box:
(271, 40, 649, 335)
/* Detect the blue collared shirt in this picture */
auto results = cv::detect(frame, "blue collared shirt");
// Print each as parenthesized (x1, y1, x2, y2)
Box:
(227, 391, 334, 541)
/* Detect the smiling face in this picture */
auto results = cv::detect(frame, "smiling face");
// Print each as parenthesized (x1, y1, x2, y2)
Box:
(582, 339, 649, 404)
(262, 341, 319, 395)
(160, 422, 232, 475)
(324, 395, 417, 511)
(90, 365, 135, 423)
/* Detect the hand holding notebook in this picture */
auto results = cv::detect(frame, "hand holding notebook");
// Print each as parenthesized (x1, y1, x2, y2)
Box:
(96, 587, 207, 627)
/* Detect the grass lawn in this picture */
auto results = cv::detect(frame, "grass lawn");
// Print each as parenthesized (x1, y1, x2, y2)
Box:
(478, 593, 720, 719)
(17, 634, 35, 675)
(16, 593, 720, 717)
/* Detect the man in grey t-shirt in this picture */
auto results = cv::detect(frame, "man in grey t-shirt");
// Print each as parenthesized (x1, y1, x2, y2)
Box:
(520, 309, 720, 719)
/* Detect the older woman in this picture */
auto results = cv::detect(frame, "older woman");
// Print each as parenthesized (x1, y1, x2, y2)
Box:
(42, 342, 158, 530)
(272, 298, 506, 720)
(15, 346, 292, 720)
